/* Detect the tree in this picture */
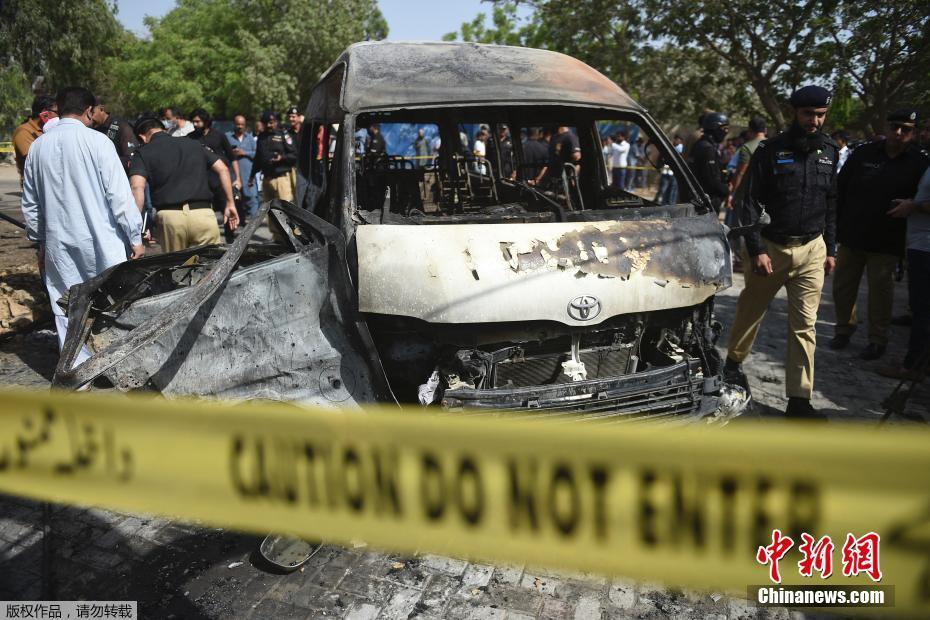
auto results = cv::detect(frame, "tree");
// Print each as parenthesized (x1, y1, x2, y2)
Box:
(110, 0, 253, 117)
(443, 0, 763, 130)
(241, 0, 388, 110)
(112, 0, 387, 118)
(644, 0, 839, 131)
(442, 2, 538, 45)
(0, 0, 125, 94)
(817, 0, 930, 134)
(0, 64, 33, 136)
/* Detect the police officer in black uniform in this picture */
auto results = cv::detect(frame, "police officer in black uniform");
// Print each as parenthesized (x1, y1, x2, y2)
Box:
(522, 127, 549, 181)
(487, 124, 515, 179)
(534, 126, 580, 188)
(689, 112, 730, 213)
(725, 85, 839, 419)
(830, 109, 929, 359)
(365, 123, 387, 158)
(249, 111, 297, 203)
(91, 99, 138, 174)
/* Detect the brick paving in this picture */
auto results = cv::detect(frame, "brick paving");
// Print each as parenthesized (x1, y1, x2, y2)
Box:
(3, 490, 787, 619)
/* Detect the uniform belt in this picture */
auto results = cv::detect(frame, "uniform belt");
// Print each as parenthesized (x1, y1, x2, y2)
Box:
(156, 201, 212, 211)
(761, 231, 822, 248)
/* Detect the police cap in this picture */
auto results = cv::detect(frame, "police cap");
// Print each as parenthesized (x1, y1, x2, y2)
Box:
(701, 112, 729, 131)
(887, 108, 919, 126)
(133, 111, 162, 136)
(789, 85, 832, 108)
(286, 106, 299, 116)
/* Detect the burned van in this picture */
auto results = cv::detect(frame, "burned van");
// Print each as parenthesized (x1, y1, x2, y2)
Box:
(55, 42, 748, 422)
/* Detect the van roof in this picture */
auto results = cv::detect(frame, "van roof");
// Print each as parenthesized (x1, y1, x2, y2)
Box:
(330, 41, 641, 113)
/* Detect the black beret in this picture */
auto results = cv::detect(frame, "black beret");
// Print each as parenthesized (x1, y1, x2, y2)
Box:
(789, 85, 832, 108)
(286, 106, 299, 116)
(133, 111, 162, 136)
(887, 108, 919, 125)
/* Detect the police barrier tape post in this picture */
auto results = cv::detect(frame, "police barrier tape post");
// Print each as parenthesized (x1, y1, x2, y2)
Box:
(1, 389, 928, 614)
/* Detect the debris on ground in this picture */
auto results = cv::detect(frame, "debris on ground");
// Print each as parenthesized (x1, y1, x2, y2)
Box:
(0, 268, 49, 337)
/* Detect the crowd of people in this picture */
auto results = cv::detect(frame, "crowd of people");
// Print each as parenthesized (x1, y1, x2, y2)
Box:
(9, 83, 929, 418)
(13, 96, 305, 245)
(687, 87, 929, 418)
(11, 87, 305, 371)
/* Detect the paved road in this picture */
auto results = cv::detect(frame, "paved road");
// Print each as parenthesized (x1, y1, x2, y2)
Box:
(1, 161, 924, 618)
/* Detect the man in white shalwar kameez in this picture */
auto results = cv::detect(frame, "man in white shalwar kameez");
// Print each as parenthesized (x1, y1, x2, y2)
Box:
(21, 87, 144, 369)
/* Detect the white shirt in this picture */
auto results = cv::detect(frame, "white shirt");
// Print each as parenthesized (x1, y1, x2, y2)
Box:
(837, 145, 849, 172)
(170, 122, 194, 138)
(610, 140, 629, 168)
(473, 139, 487, 174)
(22, 118, 142, 310)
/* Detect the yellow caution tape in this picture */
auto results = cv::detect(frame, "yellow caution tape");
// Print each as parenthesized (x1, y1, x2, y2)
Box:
(0, 142, 13, 154)
(1, 389, 928, 614)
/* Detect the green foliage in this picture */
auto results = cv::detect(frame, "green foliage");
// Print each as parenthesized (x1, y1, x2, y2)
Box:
(445, 0, 925, 138)
(442, 3, 535, 45)
(0, 64, 33, 138)
(111, 0, 386, 119)
(111, 0, 251, 117)
(825, 77, 864, 133)
(642, 0, 840, 131)
(443, 0, 764, 129)
(0, 0, 125, 92)
(815, 0, 930, 133)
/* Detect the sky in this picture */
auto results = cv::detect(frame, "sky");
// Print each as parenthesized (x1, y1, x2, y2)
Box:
(115, 0, 525, 40)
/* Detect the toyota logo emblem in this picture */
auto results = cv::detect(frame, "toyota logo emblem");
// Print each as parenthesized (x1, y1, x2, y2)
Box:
(567, 295, 601, 321)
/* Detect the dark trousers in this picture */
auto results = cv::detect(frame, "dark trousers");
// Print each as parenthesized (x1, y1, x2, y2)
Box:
(612, 168, 626, 190)
(657, 174, 678, 205)
(905, 248, 930, 369)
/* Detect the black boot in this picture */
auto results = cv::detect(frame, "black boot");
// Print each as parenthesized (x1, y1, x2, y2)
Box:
(722, 357, 749, 391)
(785, 397, 826, 421)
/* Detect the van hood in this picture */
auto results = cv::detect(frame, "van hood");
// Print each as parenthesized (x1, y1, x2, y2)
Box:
(357, 212, 732, 326)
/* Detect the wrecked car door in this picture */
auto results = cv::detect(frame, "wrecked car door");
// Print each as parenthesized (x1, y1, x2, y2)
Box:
(53, 202, 391, 406)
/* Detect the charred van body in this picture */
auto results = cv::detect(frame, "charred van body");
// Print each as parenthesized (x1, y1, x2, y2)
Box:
(54, 42, 748, 423)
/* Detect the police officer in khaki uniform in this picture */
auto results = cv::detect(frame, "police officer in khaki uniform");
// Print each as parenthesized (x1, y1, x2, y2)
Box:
(130, 113, 238, 252)
(724, 86, 839, 418)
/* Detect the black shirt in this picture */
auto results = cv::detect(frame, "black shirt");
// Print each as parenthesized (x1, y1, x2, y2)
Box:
(690, 136, 728, 201)
(190, 128, 235, 166)
(251, 130, 297, 179)
(548, 131, 580, 171)
(365, 132, 386, 156)
(742, 127, 839, 257)
(129, 132, 219, 208)
(837, 141, 929, 256)
(488, 135, 514, 179)
(96, 115, 138, 173)
(522, 138, 548, 179)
